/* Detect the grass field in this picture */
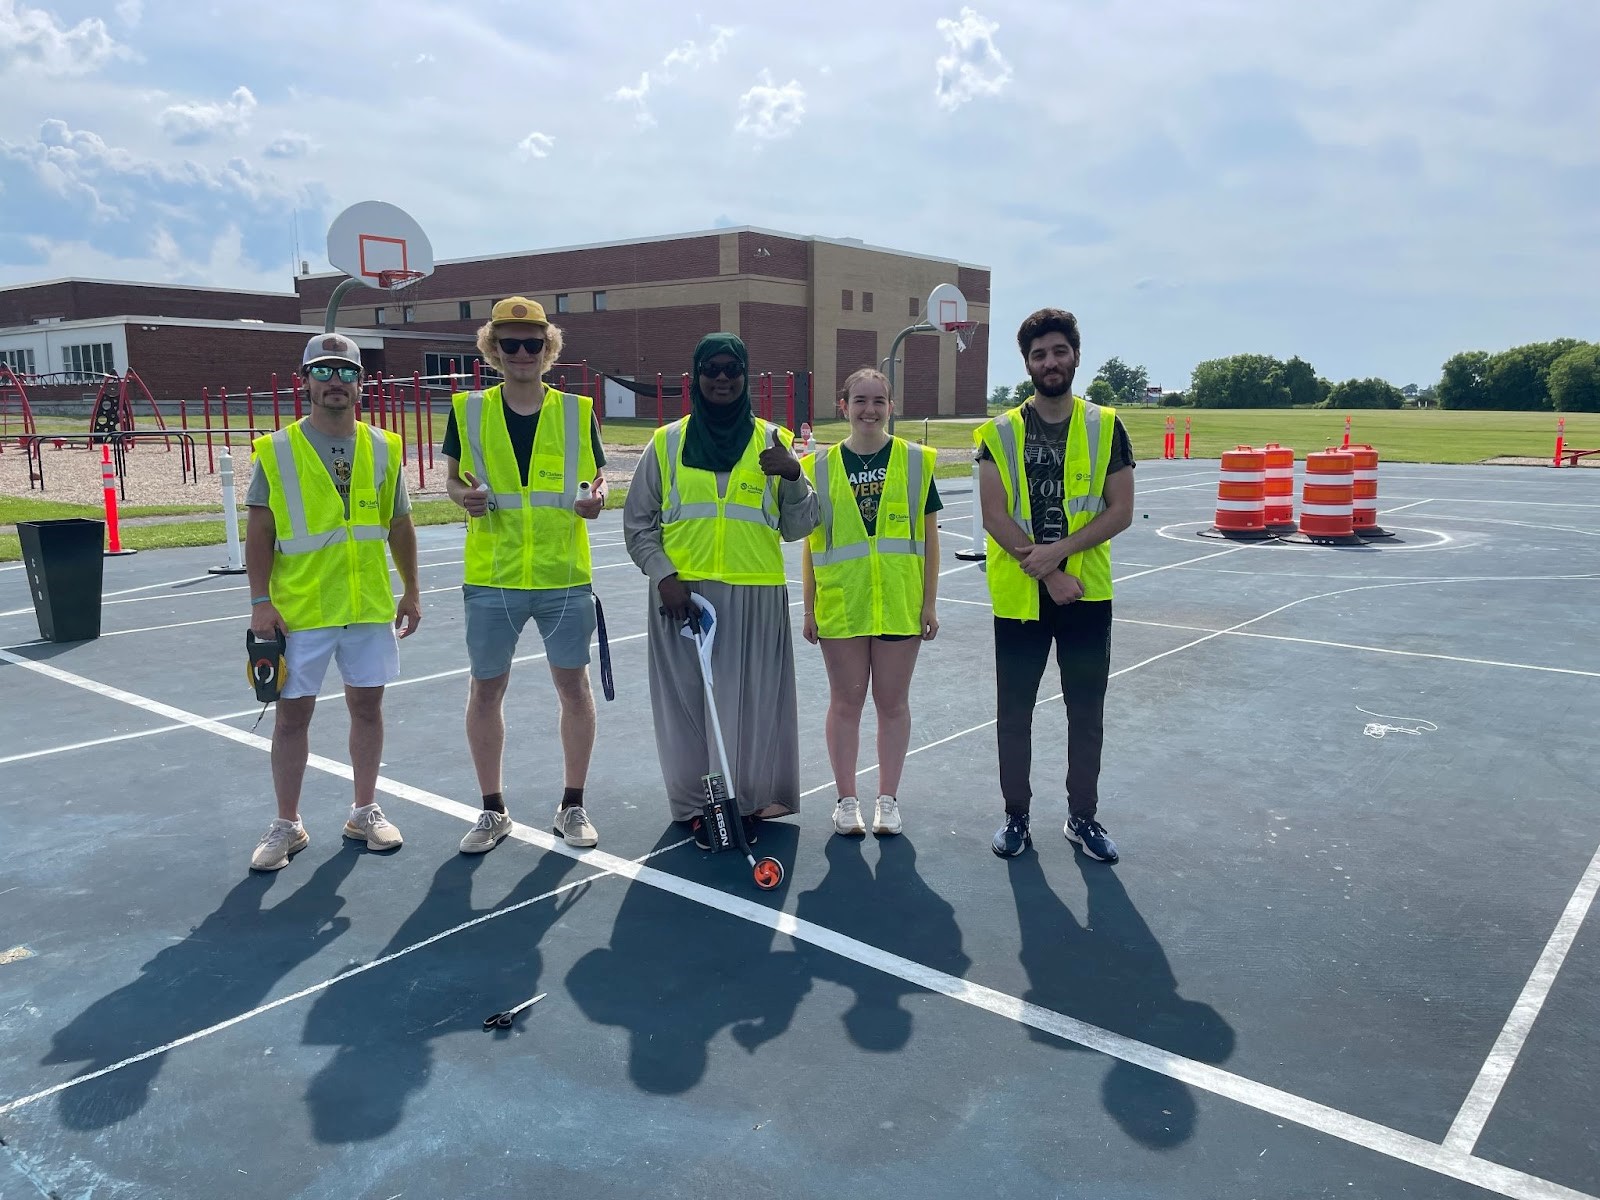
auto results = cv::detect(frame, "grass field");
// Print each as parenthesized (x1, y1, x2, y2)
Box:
(4, 409, 1587, 561)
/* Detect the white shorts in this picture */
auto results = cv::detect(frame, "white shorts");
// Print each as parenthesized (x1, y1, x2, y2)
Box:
(281, 622, 400, 699)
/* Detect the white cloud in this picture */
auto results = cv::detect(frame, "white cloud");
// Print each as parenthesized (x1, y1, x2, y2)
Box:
(114, 0, 141, 26)
(934, 7, 1012, 111)
(613, 71, 656, 130)
(0, 0, 131, 74)
(517, 131, 555, 159)
(612, 27, 734, 128)
(263, 133, 312, 160)
(736, 71, 805, 143)
(160, 85, 258, 145)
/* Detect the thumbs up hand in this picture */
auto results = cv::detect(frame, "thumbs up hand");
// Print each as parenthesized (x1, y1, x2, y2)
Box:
(759, 426, 801, 481)
(459, 470, 490, 518)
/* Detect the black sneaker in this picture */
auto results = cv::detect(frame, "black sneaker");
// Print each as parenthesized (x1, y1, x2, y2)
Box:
(742, 815, 759, 846)
(1066, 816, 1119, 863)
(691, 817, 712, 851)
(991, 814, 1031, 858)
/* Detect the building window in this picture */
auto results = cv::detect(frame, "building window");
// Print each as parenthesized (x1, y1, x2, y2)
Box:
(425, 352, 491, 382)
(909, 297, 919, 318)
(1, 348, 36, 376)
(593, 291, 607, 312)
(375, 308, 387, 326)
(63, 342, 115, 380)
(458, 301, 473, 320)
(403, 305, 415, 324)
(862, 292, 874, 313)
(841, 289, 853, 311)
(556, 294, 570, 313)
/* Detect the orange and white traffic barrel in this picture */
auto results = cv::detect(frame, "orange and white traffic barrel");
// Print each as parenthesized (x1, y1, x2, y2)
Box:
(1297, 450, 1361, 543)
(1200, 446, 1270, 539)
(1262, 442, 1296, 534)
(1346, 444, 1392, 538)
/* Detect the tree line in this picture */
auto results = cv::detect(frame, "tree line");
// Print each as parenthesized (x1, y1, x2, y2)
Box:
(987, 341, 1600, 412)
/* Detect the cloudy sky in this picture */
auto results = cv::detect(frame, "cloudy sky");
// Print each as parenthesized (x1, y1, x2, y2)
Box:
(2, 0, 1596, 392)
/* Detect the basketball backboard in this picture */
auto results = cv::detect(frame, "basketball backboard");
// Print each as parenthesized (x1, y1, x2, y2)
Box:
(326, 201, 434, 289)
(926, 282, 968, 332)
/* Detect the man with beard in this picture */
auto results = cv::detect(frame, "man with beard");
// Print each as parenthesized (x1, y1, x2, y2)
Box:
(245, 332, 421, 872)
(974, 308, 1135, 862)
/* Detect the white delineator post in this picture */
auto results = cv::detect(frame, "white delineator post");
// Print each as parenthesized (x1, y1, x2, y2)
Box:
(955, 445, 986, 564)
(209, 448, 247, 575)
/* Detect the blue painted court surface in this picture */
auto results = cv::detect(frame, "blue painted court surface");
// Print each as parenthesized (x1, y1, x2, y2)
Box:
(1, 459, 1596, 1199)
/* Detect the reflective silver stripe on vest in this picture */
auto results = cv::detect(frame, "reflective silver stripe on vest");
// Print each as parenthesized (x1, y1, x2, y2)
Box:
(466, 390, 489, 486)
(662, 420, 686, 521)
(811, 444, 926, 567)
(1079, 401, 1107, 516)
(367, 423, 388, 494)
(814, 448, 837, 560)
(269, 429, 311, 553)
(993, 417, 1029, 535)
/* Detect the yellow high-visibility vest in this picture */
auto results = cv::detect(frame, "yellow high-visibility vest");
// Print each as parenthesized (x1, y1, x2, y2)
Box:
(976, 396, 1116, 619)
(450, 384, 597, 589)
(652, 418, 789, 585)
(802, 437, 935, 637)
(253, 419, 401, 630)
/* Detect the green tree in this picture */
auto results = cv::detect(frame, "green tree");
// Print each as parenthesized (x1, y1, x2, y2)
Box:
(1093, 356, 1149, 406)
(1436, 351, 1492, 410)
(1086, 378, 1116, 406)
(1323, 378, 1404, 410)
(1279, 355, 1323, 408)
(1189, 354, 1290, 408)
(1549, 344, 1600, 412)
(989, 384, 1012, 409)
(1014, 379, 1035, 402)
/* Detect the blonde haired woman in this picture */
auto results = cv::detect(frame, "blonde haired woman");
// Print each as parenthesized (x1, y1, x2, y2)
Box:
(801, 367, 941, 837)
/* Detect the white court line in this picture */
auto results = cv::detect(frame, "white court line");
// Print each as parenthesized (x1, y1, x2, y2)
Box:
(1379, 497, 1600, 510)
(1380, 500, 1432, 515)
(1424, 514, 1600, 538)
(1, 651, 1595, 1200)
(1445, 841, 1600, 1153)
(1111, 618, 1600, 680)
(0, 723, 194, 767)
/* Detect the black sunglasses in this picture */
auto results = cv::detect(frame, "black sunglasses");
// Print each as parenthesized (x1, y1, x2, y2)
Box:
(497, 337, 546, 356)
(698, 361, 745, 380)
(306, 364, 361, 382)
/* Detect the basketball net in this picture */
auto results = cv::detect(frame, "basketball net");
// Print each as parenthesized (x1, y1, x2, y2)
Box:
(377, 269, 425, 322)
(947, 321, 977, 352)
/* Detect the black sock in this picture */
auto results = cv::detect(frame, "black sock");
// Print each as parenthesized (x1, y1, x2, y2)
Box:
(483, 792, 506, 814)
(561, 787, 584, 810)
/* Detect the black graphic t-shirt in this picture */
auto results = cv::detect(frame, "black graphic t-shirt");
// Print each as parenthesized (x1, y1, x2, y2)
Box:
(838, 443, 943, 537)
(980, 401, 1134, 545)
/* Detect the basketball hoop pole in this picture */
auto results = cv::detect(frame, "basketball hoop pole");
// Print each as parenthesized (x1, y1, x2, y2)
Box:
(882, 320, 935, 436)
(323, 277, 364, 333)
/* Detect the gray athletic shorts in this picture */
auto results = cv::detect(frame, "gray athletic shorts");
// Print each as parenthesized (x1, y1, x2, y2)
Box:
(463, 584, 596, 676)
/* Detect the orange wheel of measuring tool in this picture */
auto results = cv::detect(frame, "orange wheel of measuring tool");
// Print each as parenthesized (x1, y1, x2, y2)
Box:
(752, 858, 784, 891)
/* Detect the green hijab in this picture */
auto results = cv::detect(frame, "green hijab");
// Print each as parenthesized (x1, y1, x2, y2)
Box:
(681, 332, 754, 473)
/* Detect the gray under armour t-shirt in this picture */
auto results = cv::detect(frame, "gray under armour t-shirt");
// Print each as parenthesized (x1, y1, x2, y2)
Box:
(245, 424, 412, 519)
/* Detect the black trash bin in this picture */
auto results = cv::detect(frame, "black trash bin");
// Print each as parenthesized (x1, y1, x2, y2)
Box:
(17, 518, 106, 642)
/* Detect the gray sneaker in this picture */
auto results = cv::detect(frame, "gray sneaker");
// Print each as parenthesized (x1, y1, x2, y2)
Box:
(554, 804, 598, 848)
(460, 809, 513, 854)
(343, 804, 403, 851)
(251, 818, 308, 871)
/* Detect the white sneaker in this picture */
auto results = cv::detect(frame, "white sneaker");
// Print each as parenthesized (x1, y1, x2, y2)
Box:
(873, 795, 903, 836)
(251, 818, 308, 871)
(554, 804, 598, 848)
(460, 809, 513, 854)
(344, 804, 403, 851)
(832, 797, 866, 836)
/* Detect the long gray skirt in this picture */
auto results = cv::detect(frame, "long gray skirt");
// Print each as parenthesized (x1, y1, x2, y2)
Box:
(645, 580, 802, 822)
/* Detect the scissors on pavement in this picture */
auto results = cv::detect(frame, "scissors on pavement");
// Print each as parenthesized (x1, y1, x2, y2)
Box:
(483, 992, 546, 1030)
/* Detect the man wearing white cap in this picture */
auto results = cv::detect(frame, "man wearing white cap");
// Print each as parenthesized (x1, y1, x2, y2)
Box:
(243, 332, 422, 872)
